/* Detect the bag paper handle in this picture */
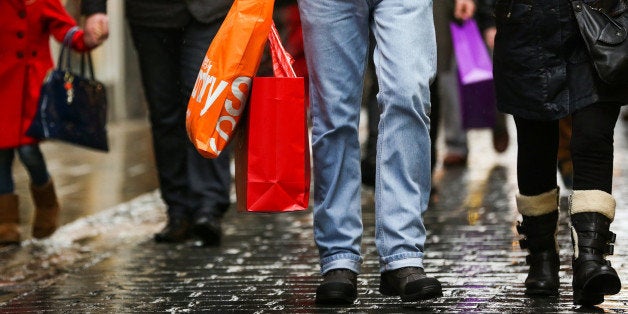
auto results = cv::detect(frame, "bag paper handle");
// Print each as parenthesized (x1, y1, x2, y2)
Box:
(268, 22, 297, 78)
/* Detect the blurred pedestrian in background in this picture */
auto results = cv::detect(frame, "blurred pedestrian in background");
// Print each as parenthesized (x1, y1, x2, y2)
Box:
(82, 0, 234, 246)
(493, 0, 627, 305)
(435, 0, 512, 169)
(0, 0, 106, 246)
(361, 0, 501, 191)
(360, 0, 491, 207)
(299, 0, 442, 305)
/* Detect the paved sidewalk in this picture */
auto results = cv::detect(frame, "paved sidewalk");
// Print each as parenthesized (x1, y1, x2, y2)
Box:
(0, 118, 627, 313)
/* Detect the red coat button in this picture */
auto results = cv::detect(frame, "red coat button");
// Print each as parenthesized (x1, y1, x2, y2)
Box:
(18, 10, 26, 18)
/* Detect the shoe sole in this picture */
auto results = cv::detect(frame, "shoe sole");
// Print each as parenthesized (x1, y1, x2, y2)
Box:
(153, 234, 192, 243)
(315, 283, 357, 305)
(573, 272, 622, 306)
(380, 282, 443, 302)
(401, 284, 443, 302)
(191, 224, 221, 246)
(525, 288, 559, 296)
(315, 294, 356, 305)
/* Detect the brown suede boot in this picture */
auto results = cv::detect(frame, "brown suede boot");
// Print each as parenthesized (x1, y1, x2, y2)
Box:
(31, 180, 60, 239)
(0, 193, 20, 245)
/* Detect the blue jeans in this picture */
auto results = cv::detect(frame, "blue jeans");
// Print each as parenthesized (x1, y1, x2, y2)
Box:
(299, 0, 436, 274)
(0, 145, 51, 194)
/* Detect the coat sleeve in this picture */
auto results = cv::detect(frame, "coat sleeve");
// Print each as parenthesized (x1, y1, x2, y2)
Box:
(81, 0, 107, 16)
(45, 0, 90, 52)
(475, 0, 496, 32)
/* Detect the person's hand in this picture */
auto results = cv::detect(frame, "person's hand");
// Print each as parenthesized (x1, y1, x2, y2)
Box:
(483, 26, 496, 51)
(454, 0, 476, 21)
(84, 13, 109, 48)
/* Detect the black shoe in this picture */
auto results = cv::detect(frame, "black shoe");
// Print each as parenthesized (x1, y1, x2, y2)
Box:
(154, 217, 192, 243)
(379, 267, 442, 302)
(524, 251, 560, 296)
(191, 215, 222, 246)
(571, 213, 621, 306)
(315, 269, 358, 305)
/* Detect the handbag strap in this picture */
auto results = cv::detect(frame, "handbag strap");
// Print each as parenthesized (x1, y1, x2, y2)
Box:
(58, 26, 80, 71)
(80, 53, 96, 80)
(574, 0, 628, 16)
(57, 26, 97, 81)
(573, 0, 627, 44)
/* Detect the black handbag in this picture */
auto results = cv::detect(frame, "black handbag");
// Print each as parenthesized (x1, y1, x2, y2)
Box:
(571, 0, 628, 85)
(27, 27, 109, 152)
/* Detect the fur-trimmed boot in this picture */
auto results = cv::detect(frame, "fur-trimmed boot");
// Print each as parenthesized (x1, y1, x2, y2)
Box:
(0, 193, 20, 245)
(516, 188, 561, 296)
(30, 180, 60, 239)
(570, 190, 621, 306)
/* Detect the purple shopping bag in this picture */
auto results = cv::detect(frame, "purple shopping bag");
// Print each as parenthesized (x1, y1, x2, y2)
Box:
(450, 19, 496, 129)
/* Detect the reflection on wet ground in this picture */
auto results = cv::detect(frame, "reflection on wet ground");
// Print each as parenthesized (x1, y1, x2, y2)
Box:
(0, 118, 627, 312)
(11, 119, 159, 240)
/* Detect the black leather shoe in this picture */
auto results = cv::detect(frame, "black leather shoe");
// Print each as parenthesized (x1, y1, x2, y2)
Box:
(154, 217, 192, 243)
(315, 269, 358, 305)
(380, 267, 442, 302)
(191, 215, 222, 246)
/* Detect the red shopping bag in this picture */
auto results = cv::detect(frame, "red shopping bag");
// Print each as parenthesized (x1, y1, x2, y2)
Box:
(187, 0, 275, 158)
(235, 24, 310, 212)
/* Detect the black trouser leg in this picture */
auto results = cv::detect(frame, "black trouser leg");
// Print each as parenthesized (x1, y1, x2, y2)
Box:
(571, 102, 620, 193)
(513, 117, 558, 196)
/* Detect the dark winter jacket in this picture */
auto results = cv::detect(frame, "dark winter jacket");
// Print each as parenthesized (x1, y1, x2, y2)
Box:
(81, 0, 232, 28)
(493, 0, 627, 120)
(476, 0, 497, 32)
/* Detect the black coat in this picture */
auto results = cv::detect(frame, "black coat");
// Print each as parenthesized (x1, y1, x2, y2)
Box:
(493, 0, 628, 120)
(82, 0, 233, 28)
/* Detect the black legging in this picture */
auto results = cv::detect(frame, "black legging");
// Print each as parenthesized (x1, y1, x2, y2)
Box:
(515, 102, 621, 196)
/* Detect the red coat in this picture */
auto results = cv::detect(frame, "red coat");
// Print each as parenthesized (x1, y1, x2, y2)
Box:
(0, 0, 88, 149)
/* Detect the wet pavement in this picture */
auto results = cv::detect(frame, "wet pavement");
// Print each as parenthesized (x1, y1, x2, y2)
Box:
(0, 116, 627, 313)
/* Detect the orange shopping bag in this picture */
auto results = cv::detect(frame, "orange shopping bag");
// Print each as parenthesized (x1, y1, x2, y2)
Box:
(186, 0, 275, 158)
(235, 23, 310, 212)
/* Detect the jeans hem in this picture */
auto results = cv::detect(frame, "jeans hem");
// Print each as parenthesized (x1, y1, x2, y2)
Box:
(320, 253, 362, 275)
(379, 253, 424, 273)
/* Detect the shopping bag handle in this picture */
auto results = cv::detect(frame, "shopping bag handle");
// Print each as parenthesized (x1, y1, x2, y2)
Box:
(268, 22, 297, 78)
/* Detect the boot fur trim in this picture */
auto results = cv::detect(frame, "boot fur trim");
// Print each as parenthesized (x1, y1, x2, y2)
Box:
(516, 188, 559, 216)
(570, 190, 616, 221)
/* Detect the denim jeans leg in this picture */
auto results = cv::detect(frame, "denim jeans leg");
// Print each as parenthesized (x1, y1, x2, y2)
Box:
(370, 0, 436, 272)
(299, 0, 370, 275)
